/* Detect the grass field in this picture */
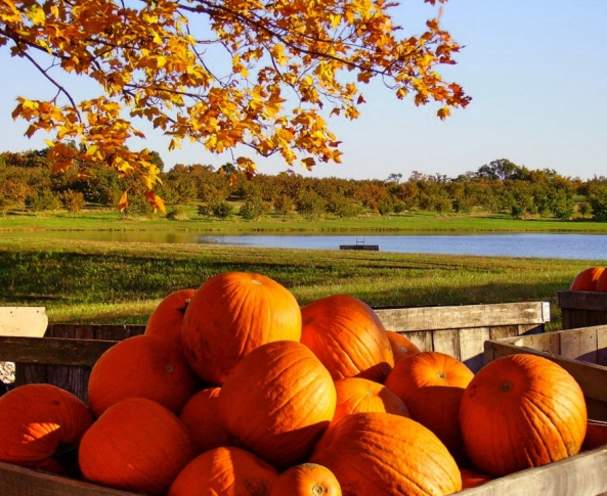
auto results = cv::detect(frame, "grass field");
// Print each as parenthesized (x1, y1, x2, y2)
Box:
(1, 208, 607, 234)
(1, 233, 601, 327)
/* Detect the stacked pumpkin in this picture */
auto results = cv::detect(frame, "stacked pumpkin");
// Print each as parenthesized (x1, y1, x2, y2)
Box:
(0, 272, 592, 496)
(570, 266, 607, 291)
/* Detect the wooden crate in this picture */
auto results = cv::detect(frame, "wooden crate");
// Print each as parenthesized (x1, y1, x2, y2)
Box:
(558, 291, 607, 329)
(485, 324, 607, 421)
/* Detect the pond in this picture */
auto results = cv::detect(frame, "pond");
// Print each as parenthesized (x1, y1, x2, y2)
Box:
(50, 231, 607, 260)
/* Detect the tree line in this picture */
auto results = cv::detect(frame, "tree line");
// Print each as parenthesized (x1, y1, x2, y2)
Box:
(1, 151, 606, 221)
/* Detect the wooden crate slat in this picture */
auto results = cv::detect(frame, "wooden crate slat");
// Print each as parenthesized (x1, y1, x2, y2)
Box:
(375, 301, 549, 331)
(0, 462, 142, 496)
(0, 337, 116, 367)
(559, 291, 607, 330)
(457, 446, 607, 496)
(0, 307, 48, 338)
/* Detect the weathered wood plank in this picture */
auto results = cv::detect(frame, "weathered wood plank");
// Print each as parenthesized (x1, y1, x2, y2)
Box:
(459, 327, 490, 372)
(457, 446, 607, 495)
(0, 462, 142, 496)
(560, 326, 599, 363)
(376, 301, 549, 331)
(0, 337, 115, 367)
(400, 330, 433, 352)
(0, 307, 48, 337)
(432, 329, 461, 360)
(559, 291, 607, 312)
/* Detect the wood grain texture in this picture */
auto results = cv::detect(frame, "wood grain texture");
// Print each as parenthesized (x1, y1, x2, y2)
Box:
(0, 337, 116, 366)
(0, 462, 142, 496)
(375, 301, 550, 331)
(457, 446, 607, 496)
(559, 291, 607, 330)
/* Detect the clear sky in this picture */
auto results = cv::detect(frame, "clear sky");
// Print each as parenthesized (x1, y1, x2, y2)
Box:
(1, 1, 606, 180)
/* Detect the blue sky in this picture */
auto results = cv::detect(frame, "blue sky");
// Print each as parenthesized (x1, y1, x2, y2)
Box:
(1, 1, 606, 179)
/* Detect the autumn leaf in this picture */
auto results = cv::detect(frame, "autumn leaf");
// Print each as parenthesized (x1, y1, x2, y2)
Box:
(118, 191, 128, 212)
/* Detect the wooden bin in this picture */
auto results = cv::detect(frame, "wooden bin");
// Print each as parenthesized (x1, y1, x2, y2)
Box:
(558, 291, 607, 329)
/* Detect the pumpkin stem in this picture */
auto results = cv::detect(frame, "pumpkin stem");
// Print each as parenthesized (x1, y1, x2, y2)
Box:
(312, 484, 325, 496)
(499, 381, 512, 393)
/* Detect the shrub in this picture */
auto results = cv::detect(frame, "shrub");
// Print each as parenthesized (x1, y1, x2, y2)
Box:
(166, 206, 189, 220)
(211, 201, 233, 218)
(239, 198, 263, 220)
(273, 195, 293, 216)
(61, 190, 86, 213)
(26, 190, 61, 211)
(296, 192, 325, 218)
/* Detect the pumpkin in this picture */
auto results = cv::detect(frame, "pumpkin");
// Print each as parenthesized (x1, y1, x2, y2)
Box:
(385, 351, 473, 456)
(597, 271, 607, 292)
(311, 412, 461, 496)
(145, 288, 196, 347)
(460, 468, 492, 489)
(169, 447, 278, 496)
(301, 295, 394, 382)
(180, 387, 230, 453)
(219, 341, 336, 468)
(333, 377, 408, 422)
(0, 384, 92, 467)
(182, 272, 302, 384)
(88, 335, 197, 416)
(79, 398, 194, 495)
(583, 420, 607, 450)
(271, 463, 342, 496)
(386, 331, 420, 363)
(460, 354, 587, 476)
(570, 267, 605, 291)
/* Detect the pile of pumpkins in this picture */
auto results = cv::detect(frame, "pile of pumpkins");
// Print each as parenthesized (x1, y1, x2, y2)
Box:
(0, 272, 594, 496)
(571, 267, 607, 291)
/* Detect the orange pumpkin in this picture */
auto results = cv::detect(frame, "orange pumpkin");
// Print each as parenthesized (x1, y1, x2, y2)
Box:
(385, 351, 473, 456)
(168, 448, 278, 496)
(460, 468, 492, 489)
(460, 354, 587, 476)
(311, 412, 461, 496)
(182, 272, 302, 384)
(333, 377, 408, 422)
(271, 463, 342, 496)
(386, 331, 420, 363)
(219, 341, 336, 468)
(79, 398, 194, 495)
(180, 387, 230, 453)
(597, 271, 607, 292)
(145, 288, 196, 347)
(570, 267, 605, 291)
(88, 335, 197, 416)
(583, 420, 607, 450)
(169, 447, 278, 496)
(0, 384, 92, 467)
(301, 295, 394, 382)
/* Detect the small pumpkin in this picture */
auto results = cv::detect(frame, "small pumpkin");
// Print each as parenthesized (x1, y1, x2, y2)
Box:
(311, 412, 461, 496)
(88, 335, 197, 416)
(570, 267, 605, 291)
(0, 384, 92, 467)
(301, 295, 394, 382)
(145, 288, 196, 347)
(219, 341, 336, 468)
(385, 351, 473, 456)
(333, 377, 408, 422)
(460, 468, 492, 489)
(79, 398, 194, 495)
(460, 354, 587, 476)
(169, 447, 278, 496)
(182, 272, 302, 384)
(271, 463, 342, 496)
(180, 387, 230, 453)
(386, 331, 420, 363)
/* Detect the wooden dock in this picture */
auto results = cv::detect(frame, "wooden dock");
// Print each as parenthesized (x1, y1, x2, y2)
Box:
(339, 244, 379, 251)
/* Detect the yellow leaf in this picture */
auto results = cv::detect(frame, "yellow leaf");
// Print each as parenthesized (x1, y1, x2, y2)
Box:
(118, 191, 128, 212)
(28, 5, 45, 25)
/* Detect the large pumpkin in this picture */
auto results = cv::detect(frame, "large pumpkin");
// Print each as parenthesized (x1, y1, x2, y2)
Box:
(460, 354, 587, 476)
(219, 341, 336, 468)
(386, 331, 420, 363)
(88, 335, 197, 416)
(385, 351, 473, 456)
(182, 272, 302, 384)
(570, 267, 605, 291)
(169, 447, 278, 496)
(0, 384, 92, 466)
(333, 377, 408, 422)
(271, 463, 342, 496)
(180, 387, 230, 453)
(301, 295, 394, 382)
(79, 398, 194, 495)
(145, 288, 196, 347)
(597, 271, 607, 292)
(311, 412, 461, 496)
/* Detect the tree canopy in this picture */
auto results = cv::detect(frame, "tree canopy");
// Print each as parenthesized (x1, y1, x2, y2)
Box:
(1, 0, 470, 209)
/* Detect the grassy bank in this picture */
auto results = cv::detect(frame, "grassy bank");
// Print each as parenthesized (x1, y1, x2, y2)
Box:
(1, 208, 607, 234)
(0, 234, 600, 326)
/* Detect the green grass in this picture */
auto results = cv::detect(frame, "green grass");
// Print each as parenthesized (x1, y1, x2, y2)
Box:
(1, 208, 607, 234)
(1, 233, 603, 326)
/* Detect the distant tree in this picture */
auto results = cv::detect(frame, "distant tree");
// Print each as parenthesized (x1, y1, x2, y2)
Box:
(296, 191, 325, 218)
(273, 195, 293, 216)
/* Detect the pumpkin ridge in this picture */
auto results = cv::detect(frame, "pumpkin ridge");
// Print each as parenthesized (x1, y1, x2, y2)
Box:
(524, 395, 571, 458)
(323, 330, 360, 377)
